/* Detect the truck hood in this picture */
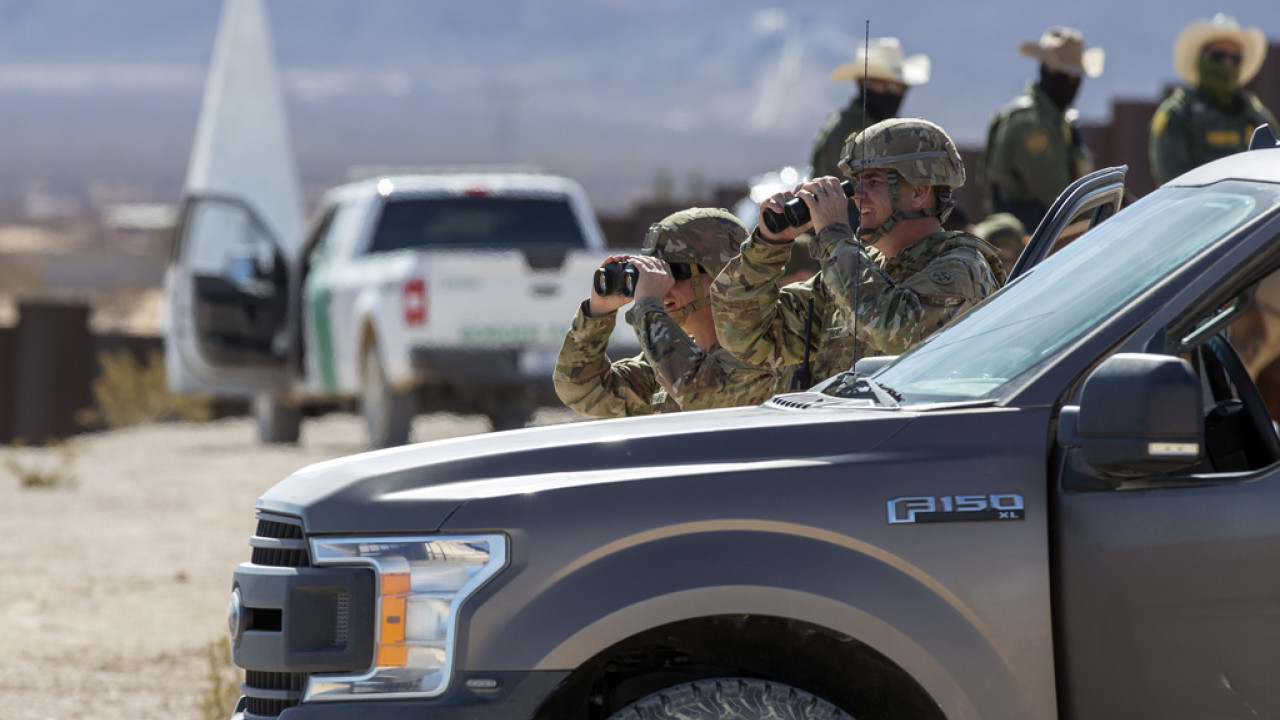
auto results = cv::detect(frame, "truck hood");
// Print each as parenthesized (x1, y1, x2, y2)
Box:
(259, 402, 915, 535)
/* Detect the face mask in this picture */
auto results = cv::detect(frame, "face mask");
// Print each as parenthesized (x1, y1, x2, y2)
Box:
(861, 87, 905, 121)
(1038, 66, 1081, 110)
(1197, 56, 1241, 108)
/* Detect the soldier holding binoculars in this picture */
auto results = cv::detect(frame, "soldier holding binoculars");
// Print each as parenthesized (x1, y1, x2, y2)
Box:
(553, 208, 780, 418)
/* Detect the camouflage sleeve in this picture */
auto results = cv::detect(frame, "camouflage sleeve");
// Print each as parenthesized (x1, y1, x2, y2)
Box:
(1149, 96, 1192, 187)
(711, 230, 816, 369)
(625, 297, 777, 410)
(552, 301, 663, 418)
(1005, 115, 1073, 209)
(820, 226, 998, 357)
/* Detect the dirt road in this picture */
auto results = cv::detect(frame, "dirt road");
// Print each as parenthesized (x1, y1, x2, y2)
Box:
(0, 411, 562, 720)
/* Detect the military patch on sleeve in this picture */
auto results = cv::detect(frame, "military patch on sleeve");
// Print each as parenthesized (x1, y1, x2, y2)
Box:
(1024, 128, 1049, 155)
(1150, 110, 1168, 137)
(930, 270, 954, 285)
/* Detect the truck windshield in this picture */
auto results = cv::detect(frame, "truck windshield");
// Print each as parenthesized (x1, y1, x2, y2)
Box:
(369, 196, 587, 253)
(865, 181, 1280, 405)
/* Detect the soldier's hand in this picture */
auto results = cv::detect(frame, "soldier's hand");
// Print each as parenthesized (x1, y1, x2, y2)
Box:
(628, 255, 675, 302)
(758, 189, 807, 243)
(587, 254, 634, 317)
(798, 177, 851, 233)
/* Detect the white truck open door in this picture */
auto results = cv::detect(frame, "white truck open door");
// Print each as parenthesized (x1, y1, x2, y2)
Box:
(164, 0, 304, 397)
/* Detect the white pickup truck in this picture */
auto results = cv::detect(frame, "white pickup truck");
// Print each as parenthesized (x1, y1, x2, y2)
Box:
(166, 170, 626, 447)
(164, 0, 629, 448)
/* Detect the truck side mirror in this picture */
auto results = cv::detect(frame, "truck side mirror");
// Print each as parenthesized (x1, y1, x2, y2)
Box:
(1058, 353, 1203, 478)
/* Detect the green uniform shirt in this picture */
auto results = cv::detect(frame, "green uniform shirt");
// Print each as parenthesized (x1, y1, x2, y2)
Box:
(553, 299, 779, 418)
(984, 83, 1092, 222)
(1149, 86, 1278, 186)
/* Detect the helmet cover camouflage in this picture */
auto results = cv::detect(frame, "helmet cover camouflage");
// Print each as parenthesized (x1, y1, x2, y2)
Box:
(837, 117, 966, 189)
(641, 207, 747, 279)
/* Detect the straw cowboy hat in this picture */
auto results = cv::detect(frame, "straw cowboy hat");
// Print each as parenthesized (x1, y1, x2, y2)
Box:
(1019, 27, 1105, 78)
(1173, 14, 1268, 85)
(831, 37, 931, 85)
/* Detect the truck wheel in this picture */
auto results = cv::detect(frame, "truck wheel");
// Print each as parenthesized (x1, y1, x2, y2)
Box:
(607, 678, 853, 720)
(252, 393, 301, 445)
(360, 344, 415, 449)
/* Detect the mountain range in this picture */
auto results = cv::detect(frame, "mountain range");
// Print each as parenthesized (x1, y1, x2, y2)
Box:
(0, 0, 1276, 214)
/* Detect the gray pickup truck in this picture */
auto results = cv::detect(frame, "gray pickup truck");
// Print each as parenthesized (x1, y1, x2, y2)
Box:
(226, 133, 1280, 720)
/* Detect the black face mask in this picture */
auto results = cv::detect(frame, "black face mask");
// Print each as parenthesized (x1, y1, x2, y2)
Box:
(860, 86, 905, 121)
(1038, 66, 1081, 110)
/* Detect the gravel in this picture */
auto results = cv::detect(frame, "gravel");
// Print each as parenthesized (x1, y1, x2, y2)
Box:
(0, 410, 572, 720)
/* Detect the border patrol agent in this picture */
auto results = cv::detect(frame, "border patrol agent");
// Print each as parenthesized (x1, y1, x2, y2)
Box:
(1149, 14, 1278, 186)
(810, 37, 931, 181)
(554, 208, 780, 417)
(982, 27, 1104, 233)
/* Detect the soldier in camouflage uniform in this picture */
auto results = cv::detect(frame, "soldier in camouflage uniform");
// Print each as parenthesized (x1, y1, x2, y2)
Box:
(982, 27, 1104, 233)
(553, 208, 781, 418)
(810, 38, 930, 180)
(714, 118, 1005, 379)
(1149, 15, 1278, 186)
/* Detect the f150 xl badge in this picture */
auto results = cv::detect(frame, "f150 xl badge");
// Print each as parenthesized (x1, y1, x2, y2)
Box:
(887, 494, 1025, 524)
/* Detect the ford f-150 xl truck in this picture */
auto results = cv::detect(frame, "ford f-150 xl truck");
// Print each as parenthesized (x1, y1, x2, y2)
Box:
(224, 132, 1280, 720)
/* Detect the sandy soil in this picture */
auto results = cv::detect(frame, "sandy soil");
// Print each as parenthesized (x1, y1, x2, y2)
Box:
(0, 410, 576, 720)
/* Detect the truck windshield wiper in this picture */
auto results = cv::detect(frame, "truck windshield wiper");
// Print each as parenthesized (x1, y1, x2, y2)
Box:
(822, 372, 902, 408)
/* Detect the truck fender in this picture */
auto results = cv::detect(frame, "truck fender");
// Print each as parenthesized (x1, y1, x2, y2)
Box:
(462, 522, 1025, 719)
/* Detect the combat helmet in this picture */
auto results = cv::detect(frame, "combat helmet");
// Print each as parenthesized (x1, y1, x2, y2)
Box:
(837, 117, 965, 242)
(640, 207, 746, 323)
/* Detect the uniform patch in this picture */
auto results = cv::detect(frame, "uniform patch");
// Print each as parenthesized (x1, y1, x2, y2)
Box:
(1024, 128, 1050, 154)
(930, 270, 954, 285)
(1151, 110, 1168, 137)
(1206, 129, 1242, 147)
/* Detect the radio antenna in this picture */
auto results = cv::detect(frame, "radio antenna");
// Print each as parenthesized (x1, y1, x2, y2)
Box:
(850, 19, 869, 370)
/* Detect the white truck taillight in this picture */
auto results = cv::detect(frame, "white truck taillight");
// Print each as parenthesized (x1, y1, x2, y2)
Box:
(403, 278, 427, 326)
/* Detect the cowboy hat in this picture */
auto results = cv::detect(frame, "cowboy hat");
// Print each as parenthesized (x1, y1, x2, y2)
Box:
(831, 37, 930, 86)
(1019, 27, 1105, 78)
(1173, 14, 1267, 85)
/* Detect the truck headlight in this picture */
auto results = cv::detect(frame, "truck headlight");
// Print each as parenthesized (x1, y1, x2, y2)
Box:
(304, 534, 507, 701)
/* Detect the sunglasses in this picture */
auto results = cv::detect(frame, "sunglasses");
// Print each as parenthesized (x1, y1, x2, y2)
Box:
(1203, 49, 1243, 66)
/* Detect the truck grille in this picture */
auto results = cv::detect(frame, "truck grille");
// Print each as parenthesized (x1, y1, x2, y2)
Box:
(245, 513, 310, 718)
(251, 513, 311, 568)
(244, 671, 308, 719)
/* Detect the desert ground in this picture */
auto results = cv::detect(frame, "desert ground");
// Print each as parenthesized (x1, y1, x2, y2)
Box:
(0, 410, 576, 720)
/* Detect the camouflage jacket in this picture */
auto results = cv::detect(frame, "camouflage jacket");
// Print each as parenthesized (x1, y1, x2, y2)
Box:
(1149, 86, 1279, 186)
(553, 299, 778, 418)
(983, 83, 1092, 223)
(817, 225, 1006, 357)
(712, 230, 878, 386)
(810, 100, 883, 180)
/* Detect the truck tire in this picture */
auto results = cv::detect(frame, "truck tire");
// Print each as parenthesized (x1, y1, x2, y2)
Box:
(252, 393, 301, 445)
(607, 678, 854, 720)
(360, 344, 415, 449)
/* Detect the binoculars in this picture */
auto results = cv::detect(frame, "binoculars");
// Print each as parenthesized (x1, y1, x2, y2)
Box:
(593, 260, 694, 297)
(761, 180, 856, 234)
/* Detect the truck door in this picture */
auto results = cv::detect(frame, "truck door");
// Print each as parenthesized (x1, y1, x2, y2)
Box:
(163, 0, 304, 396)
(1006, 166, 1127, 281)
(1053, 214, 1280, 718)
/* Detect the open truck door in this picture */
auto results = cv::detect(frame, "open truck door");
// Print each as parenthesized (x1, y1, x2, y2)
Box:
(164, 0, 304, 397)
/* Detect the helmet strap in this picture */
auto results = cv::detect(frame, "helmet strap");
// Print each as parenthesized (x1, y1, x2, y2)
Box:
(664, 269, 709, 325)
(856, 170, 954, 242)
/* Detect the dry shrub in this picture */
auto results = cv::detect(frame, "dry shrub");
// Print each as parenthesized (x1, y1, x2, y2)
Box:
(4, 438, 78, 489)
(77, 348, 213, 429)
(198, 638, 242, 720)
